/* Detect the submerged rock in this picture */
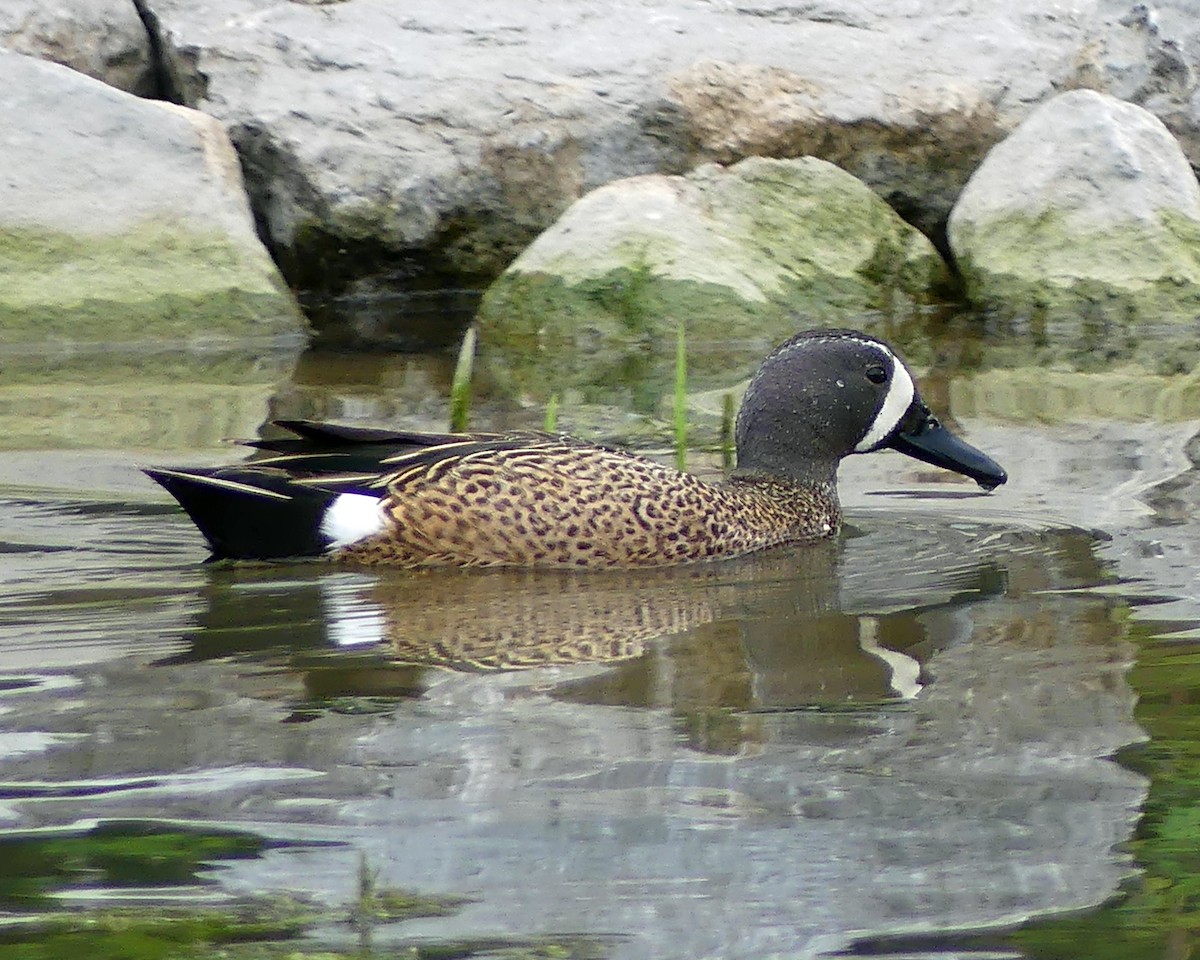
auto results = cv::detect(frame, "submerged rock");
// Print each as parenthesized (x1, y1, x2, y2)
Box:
(948, 89, 1200, 323)
(0, 51, 305, 345)
(477, 156, 949, 396)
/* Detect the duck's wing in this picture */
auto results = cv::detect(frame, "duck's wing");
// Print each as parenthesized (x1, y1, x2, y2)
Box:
(250, 418, 476, 451)
(244, 420, 565, 482)
(145, 421, 573, 561)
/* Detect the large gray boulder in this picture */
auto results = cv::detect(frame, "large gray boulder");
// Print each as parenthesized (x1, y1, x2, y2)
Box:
(947, 89, 1200, 325)
(0, 51, 305, 345)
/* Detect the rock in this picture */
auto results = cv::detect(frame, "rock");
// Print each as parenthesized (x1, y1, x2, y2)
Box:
(1089, 0, 1200, 162)
(0, 0, 155, 96)
(475, 156, 949, 398)
(0, 51, 306, 345)
(5, 0, 1200, 337)
(947, 89, 1200, 324)
(113, 0, 1133, 294)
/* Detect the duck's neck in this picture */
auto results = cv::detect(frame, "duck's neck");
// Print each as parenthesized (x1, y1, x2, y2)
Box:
(730, 460, 838, 492)
(724, 471, 843, 543)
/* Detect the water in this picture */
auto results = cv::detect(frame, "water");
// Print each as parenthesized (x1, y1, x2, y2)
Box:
(0, 316, 1197, 958)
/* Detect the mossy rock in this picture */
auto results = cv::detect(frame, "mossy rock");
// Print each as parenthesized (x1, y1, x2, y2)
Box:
(476, 156, 950, 399)
(0, 225, 304, 344)
(948, 90, 1200, 325)
(951, 209, 1200, 324)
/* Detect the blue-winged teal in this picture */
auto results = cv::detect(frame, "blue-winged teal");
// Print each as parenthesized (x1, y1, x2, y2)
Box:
(146, 328, 1006, 567)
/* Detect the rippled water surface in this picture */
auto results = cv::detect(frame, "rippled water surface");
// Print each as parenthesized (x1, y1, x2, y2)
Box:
(0, 316, 1198, 959)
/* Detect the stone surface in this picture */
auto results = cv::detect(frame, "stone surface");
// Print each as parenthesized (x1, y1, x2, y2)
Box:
(0, 0, 155, 96)
(947, 89, 1200, 322)
(474, 156, 948, 397)
(67, 0, 1200, 295)
(1090, 0, 1200, 162)
(2, 0, 1200, 339)
(0, 50, 305, 344)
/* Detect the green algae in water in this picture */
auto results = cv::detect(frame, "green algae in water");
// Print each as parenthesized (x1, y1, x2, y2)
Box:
(0, 821, 498, 960)
(0, 821, 308, 960)
(0, 901, 317, 960)
(0, 821, 270, 907)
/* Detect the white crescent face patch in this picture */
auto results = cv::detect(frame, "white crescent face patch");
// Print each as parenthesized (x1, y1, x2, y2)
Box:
(853, 344, 916, 453)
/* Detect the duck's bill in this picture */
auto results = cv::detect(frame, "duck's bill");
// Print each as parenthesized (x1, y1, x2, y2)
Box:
(886, 407, 1007, 491)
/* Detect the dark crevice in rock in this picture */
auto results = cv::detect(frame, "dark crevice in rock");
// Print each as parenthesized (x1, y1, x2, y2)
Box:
(129, 0, 181, 103)
(230, 121, 498, 338)
(280, 223, 492, 349)
(226, 122, 312, 268)
(231, 118, 489, 346)
(130, 0, 208, 106)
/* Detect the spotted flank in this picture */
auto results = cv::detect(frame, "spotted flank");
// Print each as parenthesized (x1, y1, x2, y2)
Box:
(333, 440, 831, 566)
(145, 328, 1007, 567)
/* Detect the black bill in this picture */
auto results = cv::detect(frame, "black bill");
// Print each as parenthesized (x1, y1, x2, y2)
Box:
(886, 402, 1007, 491)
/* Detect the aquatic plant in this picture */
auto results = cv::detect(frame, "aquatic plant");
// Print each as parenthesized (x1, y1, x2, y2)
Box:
(721, 390, 736, 473)
(674, 321, 688, 471)
(449, 325, 477, 432)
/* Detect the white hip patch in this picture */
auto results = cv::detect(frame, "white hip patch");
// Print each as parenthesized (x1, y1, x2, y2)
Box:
(320, 493, 387, 549)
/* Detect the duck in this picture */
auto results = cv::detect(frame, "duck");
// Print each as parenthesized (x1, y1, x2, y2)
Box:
(145, 328, 1006, 567)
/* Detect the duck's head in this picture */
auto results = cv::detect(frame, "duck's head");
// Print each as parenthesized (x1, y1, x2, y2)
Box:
(734, 329, 1007, 491)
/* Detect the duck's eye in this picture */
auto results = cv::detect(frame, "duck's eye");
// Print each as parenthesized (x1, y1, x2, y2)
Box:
(866, 364, 888, 384)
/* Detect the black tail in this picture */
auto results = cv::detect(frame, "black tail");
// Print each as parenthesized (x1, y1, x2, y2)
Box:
(144, 466, 339, 561)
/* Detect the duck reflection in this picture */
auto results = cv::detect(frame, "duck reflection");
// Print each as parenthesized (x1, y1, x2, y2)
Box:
(175, 523, 1034, 736)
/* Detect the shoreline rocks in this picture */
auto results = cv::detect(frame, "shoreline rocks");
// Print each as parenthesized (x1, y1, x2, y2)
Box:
(1, 0, 1199, 345)
(477, 156, 948, 373)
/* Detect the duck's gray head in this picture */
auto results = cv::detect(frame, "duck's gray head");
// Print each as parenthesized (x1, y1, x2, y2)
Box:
(734, 329, 1007, 490)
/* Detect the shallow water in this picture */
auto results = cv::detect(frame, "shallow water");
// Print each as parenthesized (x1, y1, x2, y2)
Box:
(0, 318, 1198, 958)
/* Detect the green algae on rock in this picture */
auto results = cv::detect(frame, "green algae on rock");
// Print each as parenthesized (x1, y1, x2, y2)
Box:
(0, 224, 304, 345)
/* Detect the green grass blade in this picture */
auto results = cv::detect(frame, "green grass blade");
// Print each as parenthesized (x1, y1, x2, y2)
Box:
(449, 326, 477, 433)
(721, 390, 735, 473)
(674, 322, 687, 472)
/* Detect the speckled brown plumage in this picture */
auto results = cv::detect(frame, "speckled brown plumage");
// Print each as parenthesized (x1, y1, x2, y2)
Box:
(332, 438, 838, 567)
